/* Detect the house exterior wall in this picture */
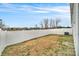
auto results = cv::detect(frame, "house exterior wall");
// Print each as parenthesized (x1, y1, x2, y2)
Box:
(70, 3, 79, 56)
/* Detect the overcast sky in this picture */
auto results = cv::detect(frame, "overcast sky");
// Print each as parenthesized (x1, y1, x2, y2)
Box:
(0, 3, 71, 27)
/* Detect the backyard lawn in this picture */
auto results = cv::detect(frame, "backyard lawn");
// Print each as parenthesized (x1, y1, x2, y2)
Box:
(2, 34, 75, 56)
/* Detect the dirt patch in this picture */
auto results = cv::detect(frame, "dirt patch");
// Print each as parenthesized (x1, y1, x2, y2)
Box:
(2, 34, 75, 56)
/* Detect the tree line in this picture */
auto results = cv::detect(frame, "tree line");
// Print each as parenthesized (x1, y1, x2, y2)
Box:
(39, 18, 61, 29)
(35, 18, 71, 29)
(0, 18, 71, 31)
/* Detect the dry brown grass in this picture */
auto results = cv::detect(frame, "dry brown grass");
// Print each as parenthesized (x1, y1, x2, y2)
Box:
(2, 34, 75, 56)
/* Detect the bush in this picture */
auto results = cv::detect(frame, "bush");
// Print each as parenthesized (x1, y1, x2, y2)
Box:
(64, 32, 69, 35)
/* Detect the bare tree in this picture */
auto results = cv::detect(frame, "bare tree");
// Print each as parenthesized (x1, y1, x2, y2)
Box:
(0, 19, 5, 28)
(0, 19, 2, 28)
(50, 19, 52, 28)
(55, 18, 61, 28)
(50, 19, 55, 28)
(43, 18, 49, 29)
(35, 24, 38, 28)
(40, 21, 43, 28)
(52, 20, 55, 28)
